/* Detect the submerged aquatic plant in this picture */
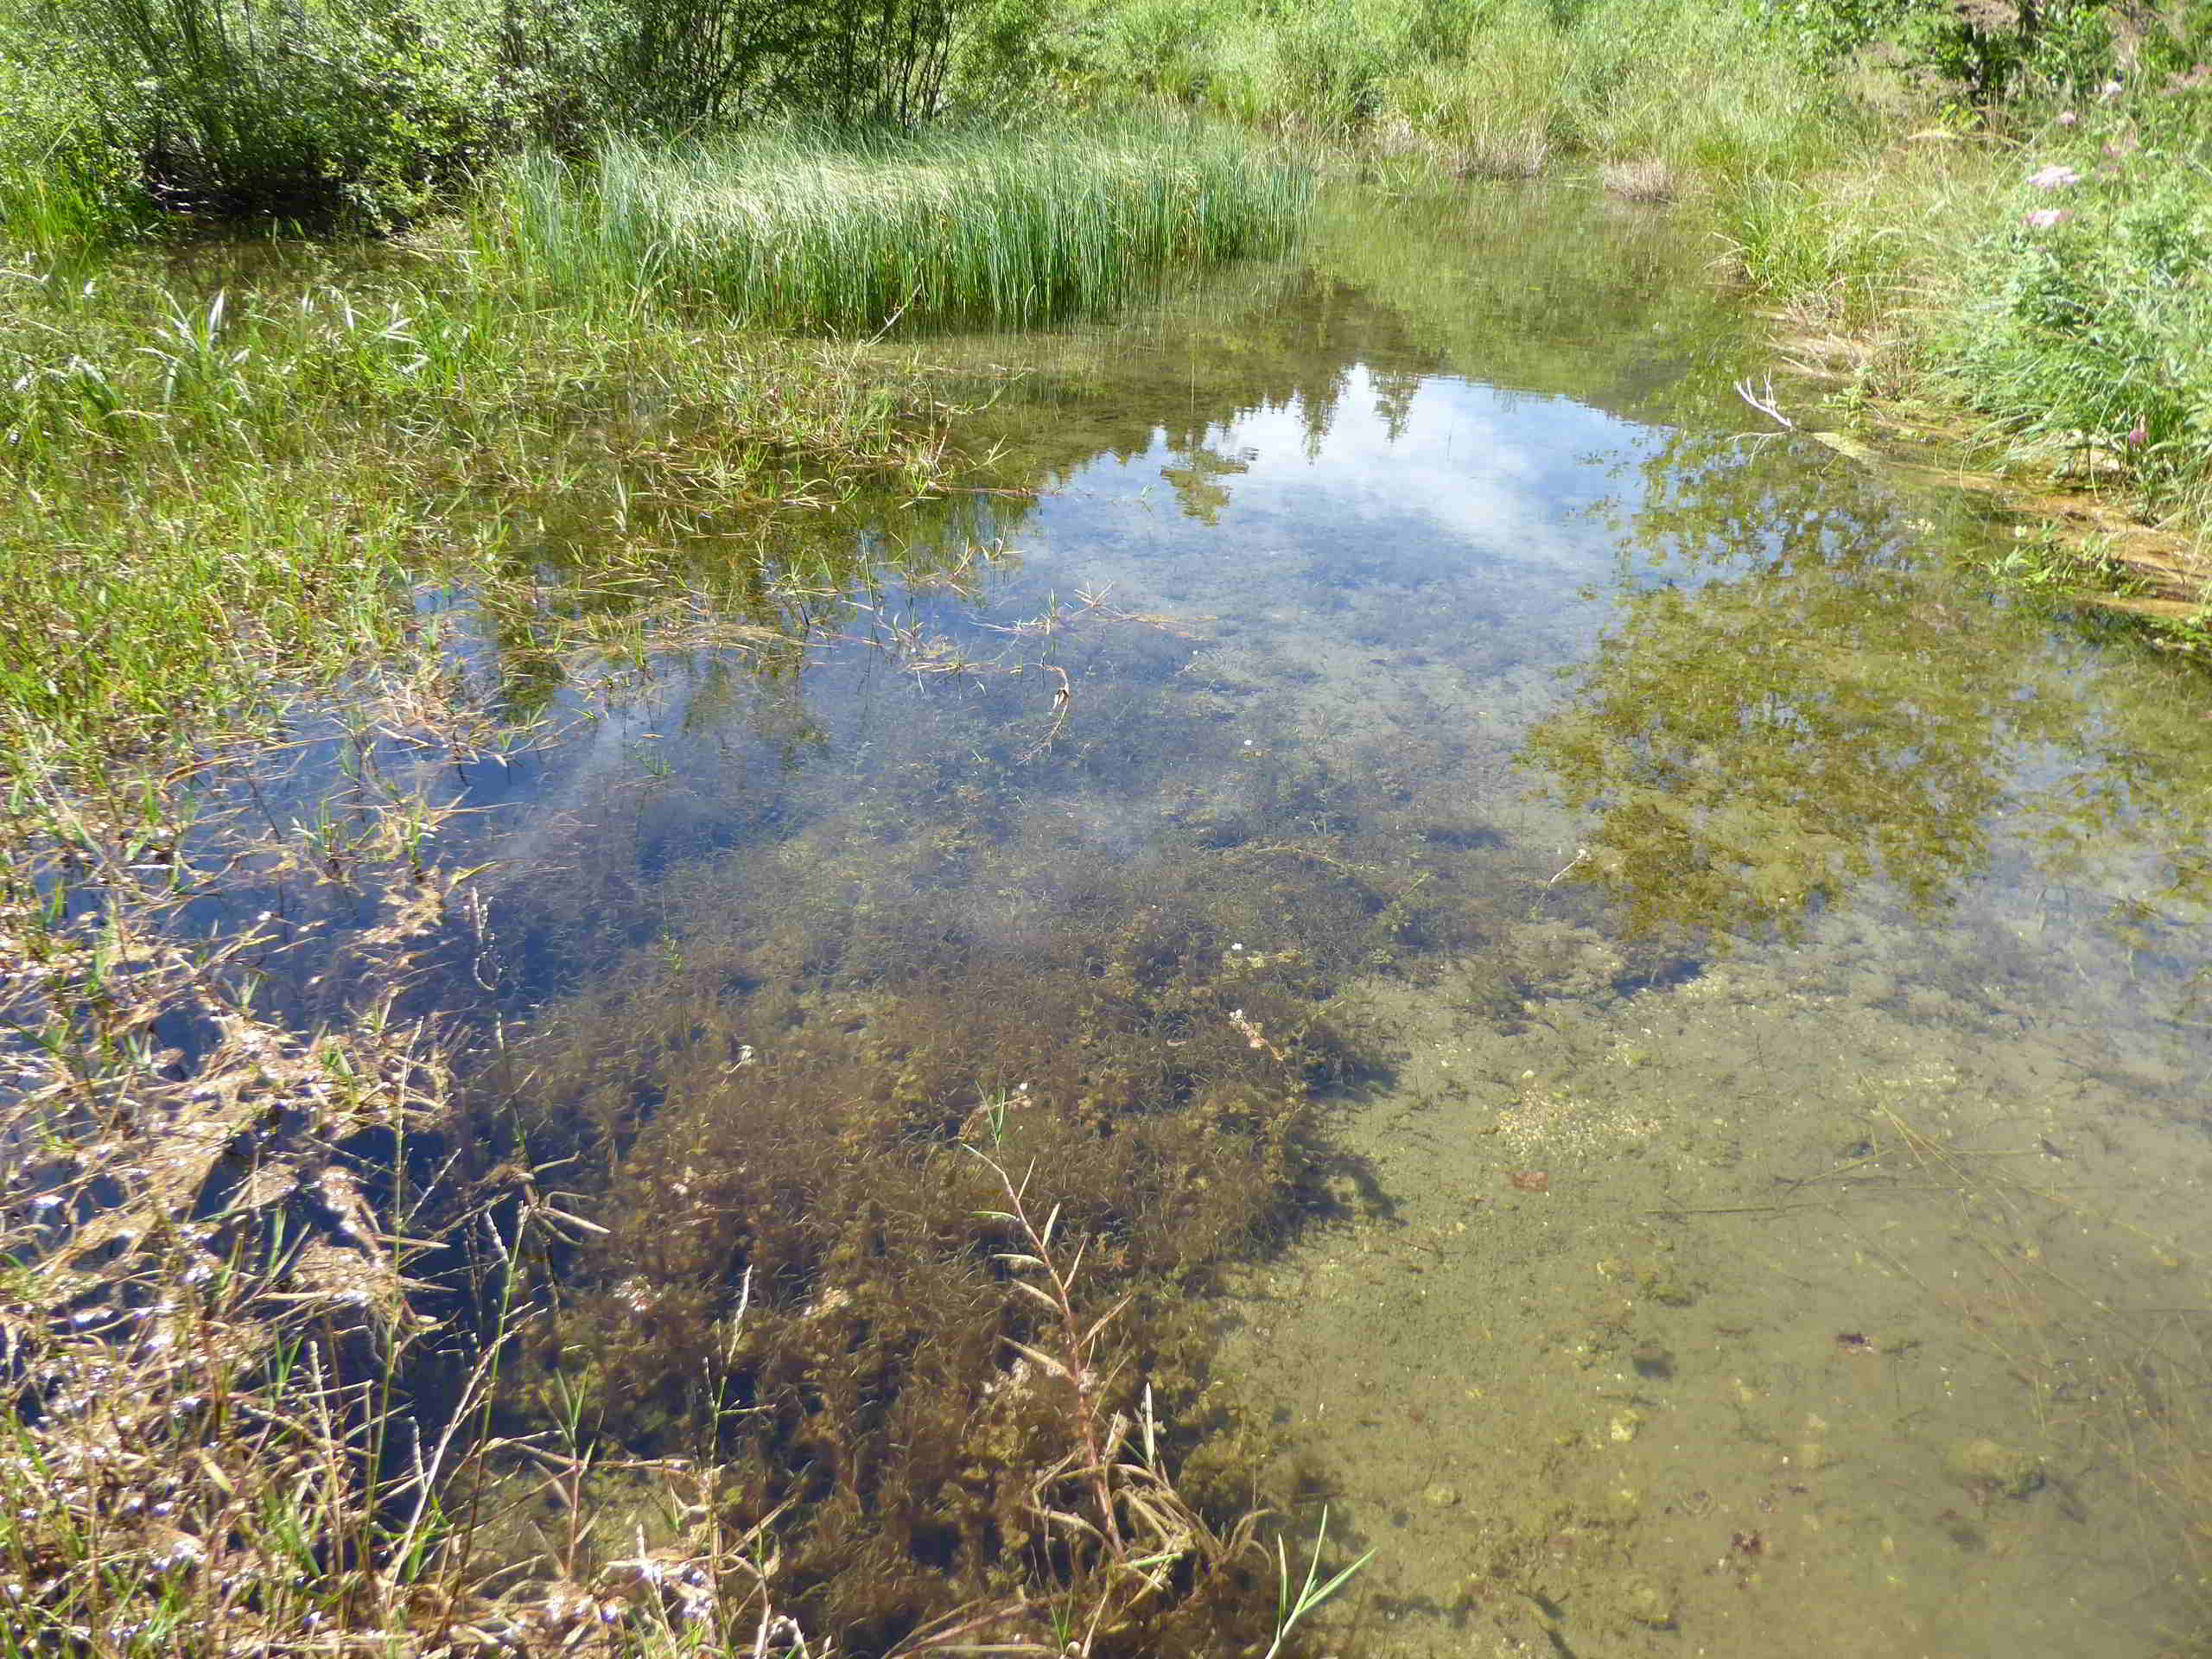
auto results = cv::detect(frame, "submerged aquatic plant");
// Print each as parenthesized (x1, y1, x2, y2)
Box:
(452, 622, 1510, 1649)
(1263, 1508, 1374, 1659)
(488, 912, 1360, 1647)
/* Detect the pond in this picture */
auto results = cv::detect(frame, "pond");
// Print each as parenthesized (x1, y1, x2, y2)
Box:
(431, 181, 2212, 1655)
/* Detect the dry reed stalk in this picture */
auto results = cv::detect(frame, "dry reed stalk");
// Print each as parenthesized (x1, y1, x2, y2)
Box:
(973, 1155, 1271, 1653)
(1599, 156, 1677, 202)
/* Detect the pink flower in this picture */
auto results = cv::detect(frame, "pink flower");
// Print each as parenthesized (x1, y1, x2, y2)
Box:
(2021, 208, 2069, 229)
(2056, 111, 2078, 126)
(2126, 423, 2148, 448)
(2028, 164, 2081, 188)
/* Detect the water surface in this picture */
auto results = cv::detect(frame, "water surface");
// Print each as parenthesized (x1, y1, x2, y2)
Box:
(453, 183, 2212, 1655)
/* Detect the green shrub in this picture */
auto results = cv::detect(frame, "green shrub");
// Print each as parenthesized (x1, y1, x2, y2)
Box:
(0, 0, 1019, 238)
(580, 0, 982, 132)
(1756, 0, 2129, 102)
(12, 0, 525, 227)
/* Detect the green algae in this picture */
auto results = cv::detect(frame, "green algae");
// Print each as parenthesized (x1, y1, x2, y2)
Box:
(1524, 416, 2212, 979)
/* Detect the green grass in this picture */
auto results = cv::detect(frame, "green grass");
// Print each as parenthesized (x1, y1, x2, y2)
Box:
(0, 121, 1308, 770)
(1704, 79, 2212, 571)
(0, 251, 975, 770)
(1933, 96, 2212, 529)
(1408, 0, 1862, 184)
(1044, 0, 1859, 186)
(467, 123, 1312, 331)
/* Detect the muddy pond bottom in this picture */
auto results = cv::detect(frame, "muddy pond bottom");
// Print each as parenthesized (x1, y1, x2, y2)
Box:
(470, 183, 2212, 1655)
(1221, 941, 2211, 1657)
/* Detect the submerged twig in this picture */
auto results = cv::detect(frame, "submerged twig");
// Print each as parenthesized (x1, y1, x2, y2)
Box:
(1735, 372, 1796, 429)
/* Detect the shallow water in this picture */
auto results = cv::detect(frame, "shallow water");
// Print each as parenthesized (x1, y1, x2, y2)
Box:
(445, 183, 2212, 1652)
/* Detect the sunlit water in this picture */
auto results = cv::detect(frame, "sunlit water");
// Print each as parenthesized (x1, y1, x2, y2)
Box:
(418, 184, 2212, 1654)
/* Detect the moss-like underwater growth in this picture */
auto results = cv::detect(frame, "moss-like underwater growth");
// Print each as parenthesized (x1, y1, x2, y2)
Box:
(1522, 418, 2212, 950)
(486, 874, 1368, 1647)
(454, 598, 1586, 1649)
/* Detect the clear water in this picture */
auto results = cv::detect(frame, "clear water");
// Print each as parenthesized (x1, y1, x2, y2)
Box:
(442, 182, 2212, 1654)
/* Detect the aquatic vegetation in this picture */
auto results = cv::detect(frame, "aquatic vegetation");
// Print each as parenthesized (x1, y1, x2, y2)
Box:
(480, 849, 1375, 1647)
(448, 597, 1572, 1647)
(1524, 414, 2212, 947)
(467, 124, 1313, 331)
(0, 146, 1039, 1659)
(0, 752, 498, 1655)
(1263, 1508, 1373, 1658)
(0, 252, 974, 767)
(11, 118, 2212, 1657)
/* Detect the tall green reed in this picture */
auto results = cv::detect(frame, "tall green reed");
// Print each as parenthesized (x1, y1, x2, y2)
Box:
(467, 123, 1311, 331)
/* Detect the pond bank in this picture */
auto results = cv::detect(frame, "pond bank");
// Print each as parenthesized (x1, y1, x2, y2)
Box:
(1033, 0, 2212, 631)
(1735, 370, 2211, 644)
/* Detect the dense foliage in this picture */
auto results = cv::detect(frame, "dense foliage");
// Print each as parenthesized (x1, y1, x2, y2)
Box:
(1758, 0, 2138, 99)
(0, 0, 1031, 229)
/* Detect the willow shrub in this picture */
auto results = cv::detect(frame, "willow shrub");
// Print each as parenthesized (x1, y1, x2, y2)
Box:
(467, 123, 1312, 331)
(0, 0, 1014, 239)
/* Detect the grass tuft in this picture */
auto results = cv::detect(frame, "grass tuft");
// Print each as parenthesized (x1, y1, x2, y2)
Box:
(467, 123, 1312, 331)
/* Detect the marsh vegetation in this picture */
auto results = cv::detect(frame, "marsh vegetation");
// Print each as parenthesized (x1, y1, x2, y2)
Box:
(6, 1, 2212, 1656)
(474, 126, 1308, 329)
(0, 15, 1320, 1640)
